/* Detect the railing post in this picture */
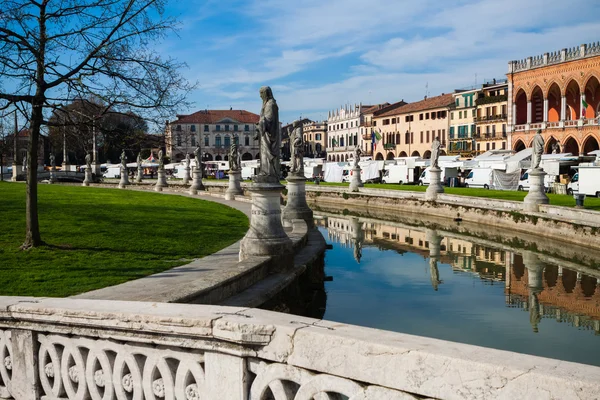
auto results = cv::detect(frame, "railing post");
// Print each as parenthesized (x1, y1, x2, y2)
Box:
(10, 329, 39, 400)
(205, 351, 249, 400)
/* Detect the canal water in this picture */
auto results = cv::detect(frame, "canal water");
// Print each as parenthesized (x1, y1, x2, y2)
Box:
(316, 212, 600, 367)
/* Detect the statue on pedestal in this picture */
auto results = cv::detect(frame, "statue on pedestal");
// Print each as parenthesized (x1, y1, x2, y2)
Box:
(50, 153, 56, 170)
(85, 152, 92, 170)
(229, 142, 241, 171)
(531, 129, 544, 170)
(431, 137, 441, 169)
(255, 86, 280, 182)
(290, 120, 304, 175)
(185, 153, 191, 169)
(353, 146, 362, 169)
(137, 153, 142, 168)
(120, 150, 127, 172)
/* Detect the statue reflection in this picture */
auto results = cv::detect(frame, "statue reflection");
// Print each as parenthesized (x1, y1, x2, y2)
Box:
(426, 229, 443, 291)
(523, 251, 544, 333)
(350, 217, 364, 263)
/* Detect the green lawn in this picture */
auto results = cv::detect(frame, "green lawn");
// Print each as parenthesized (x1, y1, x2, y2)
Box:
(0, 182, 248, 297)
(306, 181, 600, 211)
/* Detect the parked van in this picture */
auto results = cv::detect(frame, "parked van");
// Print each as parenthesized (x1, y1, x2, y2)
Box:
(567, 166, 600, 196)
(382, 164, 412, 184)
(465, 168, 493, 189)
(102, 165, 121, 179)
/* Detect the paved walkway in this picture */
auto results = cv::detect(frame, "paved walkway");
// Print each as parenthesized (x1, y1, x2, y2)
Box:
(73, 189, 261, 302)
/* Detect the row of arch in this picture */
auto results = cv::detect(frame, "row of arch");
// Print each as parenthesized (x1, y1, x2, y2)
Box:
(514, 75, 600, 124)
(373, 149, 445, 161)
(513, 135, 600, 156)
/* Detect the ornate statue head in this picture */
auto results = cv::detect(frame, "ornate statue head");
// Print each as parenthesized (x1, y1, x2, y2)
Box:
(259, 86, 273, 102)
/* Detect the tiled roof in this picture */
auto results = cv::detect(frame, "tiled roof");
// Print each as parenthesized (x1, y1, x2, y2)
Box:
(371, 101, 408, 116)
(172, 110, 260, 124)
(378, 93, 455, 117)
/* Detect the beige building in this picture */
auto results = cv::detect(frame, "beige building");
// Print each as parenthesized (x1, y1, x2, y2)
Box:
(167, 109, 259, 162)
(373, 93, 454, 160)
(449, 89, 477, 157)
(358, 102, 405, 157)
(475, 81, 508, 155)
(302, 121, 327, 158)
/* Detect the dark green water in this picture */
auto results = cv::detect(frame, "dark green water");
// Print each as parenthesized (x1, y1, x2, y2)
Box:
(318, 214, 600, 367)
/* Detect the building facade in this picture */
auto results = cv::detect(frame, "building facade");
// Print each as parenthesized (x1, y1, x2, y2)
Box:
(167, 110, 260, 162)
(475, 81, 508, 154)
(302, 121, 327, 158)
(373, 93, 454, 160)
(508, 42, 600, 155)
(327, 104, 374, 162)
(449, 89, 477, 157)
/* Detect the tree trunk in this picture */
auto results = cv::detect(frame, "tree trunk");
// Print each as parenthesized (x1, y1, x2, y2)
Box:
(21, 101, 44, 249)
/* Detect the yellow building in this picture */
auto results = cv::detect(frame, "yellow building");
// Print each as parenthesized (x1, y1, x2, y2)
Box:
(302, 121, 327, 158)
(373, 93, 454, 160)
(475, 81, 508, 154)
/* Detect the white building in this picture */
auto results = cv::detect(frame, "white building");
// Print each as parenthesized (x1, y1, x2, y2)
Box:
(167, 109, 260, 162)
(327, 104, 373, 162)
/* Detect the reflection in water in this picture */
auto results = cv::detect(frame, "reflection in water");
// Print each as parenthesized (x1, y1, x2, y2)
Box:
(318, 213, 600, 366)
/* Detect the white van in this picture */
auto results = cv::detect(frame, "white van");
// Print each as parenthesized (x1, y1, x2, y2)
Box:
(465, 168, 493, 189)
(102, 165, 121, 179)
(382, 164, 411, 184)
(567, 166, 600, 196)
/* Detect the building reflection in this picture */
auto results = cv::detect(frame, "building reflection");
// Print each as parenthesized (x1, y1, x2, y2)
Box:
(319, 214, 600, 336)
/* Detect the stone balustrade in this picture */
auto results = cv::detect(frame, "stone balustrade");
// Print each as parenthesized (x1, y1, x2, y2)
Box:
(508, 42, 600, 72)
(1, 297, 599, 400)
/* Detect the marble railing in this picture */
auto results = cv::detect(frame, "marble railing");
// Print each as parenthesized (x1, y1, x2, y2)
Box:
(1, 297, 600, 400)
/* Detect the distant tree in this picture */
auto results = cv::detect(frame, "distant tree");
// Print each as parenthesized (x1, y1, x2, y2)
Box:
(0, 0, 193, 249)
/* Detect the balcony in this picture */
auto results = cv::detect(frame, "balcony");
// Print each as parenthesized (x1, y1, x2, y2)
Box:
(383, 143, 395, 150)
(475, 114, 507, 123)
(513, 118, 599, 133)
(476, 94, 508, 106)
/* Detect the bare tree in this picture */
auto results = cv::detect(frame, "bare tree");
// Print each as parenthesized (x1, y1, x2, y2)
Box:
(0, 0, 193, 249)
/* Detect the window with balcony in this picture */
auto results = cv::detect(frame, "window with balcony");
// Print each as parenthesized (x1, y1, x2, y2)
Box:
(215, 136, 222, 147)
(492, 125, 496, 136)
(245, 135, 250, 146)
(216, 125, 221, 131)
(204, 125, 209, 132)
(245, 125, 250, 131)
(449, 126, 455, 139)
(224, 136, 231, 147)
(234, 125, 238, 131)
(225, 125, 229, 131)
(205, 136, 209, 146)
(191, 125, 196, 132)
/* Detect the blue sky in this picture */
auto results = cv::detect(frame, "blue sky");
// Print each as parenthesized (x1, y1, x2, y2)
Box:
(161, 0, 600, 124)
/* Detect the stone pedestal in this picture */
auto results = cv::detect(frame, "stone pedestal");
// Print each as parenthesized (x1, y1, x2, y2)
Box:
(82, 167, 92, 186)
(282, 174, 313, 228)
(136, 167, 143, 183)
(11, 164, 21, 182)
(182, 166, 191, 185)
(348, 167, 363, 192)
(118, 168, 130, 188)
(155, 168, 167, 192)
(239, 183, 293, 269)
(523, 168, 549, 212)
(425, 167, 444, 201)
(189, 168, 205, 195)
(225, 170, 243, 200)
(49, 168, 57, 184)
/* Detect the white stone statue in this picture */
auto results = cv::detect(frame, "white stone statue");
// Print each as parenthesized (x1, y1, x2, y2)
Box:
(22, 154, 26, 170)
(290, 120, 304, 175)
(185, 153, 191, 168)
(229, 142, 241, 171)
(49, 153, 56, 169)
(353, 146, 361, 169)
(431, 137, 441, 169)
(120, 150, 127, 172)
(256, 86, 280, 182)
(85, 152, 92, 169)
(531, 129, 544, 170)
(194, 146, 202, 174)
(158, 149, 164, 170)
(137, 152, 142, 167)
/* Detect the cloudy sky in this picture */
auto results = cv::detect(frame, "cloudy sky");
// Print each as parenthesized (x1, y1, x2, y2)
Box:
(163, 0, 600, 124)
